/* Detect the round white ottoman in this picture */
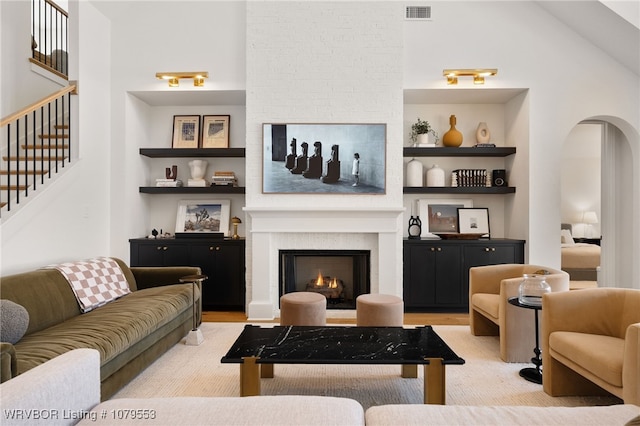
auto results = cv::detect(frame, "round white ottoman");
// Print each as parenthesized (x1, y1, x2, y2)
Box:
(280, 292, 327, 326)
(356, 294, 404, 326)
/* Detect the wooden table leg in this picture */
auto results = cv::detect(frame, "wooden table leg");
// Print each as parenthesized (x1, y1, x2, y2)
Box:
(401, 364, 418, 378)
(261, 363, 274, 378)
(240, 356, 261, 396)
(423, 358, 445, 404)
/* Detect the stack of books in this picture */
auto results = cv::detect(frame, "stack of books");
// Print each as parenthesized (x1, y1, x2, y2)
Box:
(155, 178, 183, 187)
(451, 169, 490, 187)
(211, 171, 238, 186)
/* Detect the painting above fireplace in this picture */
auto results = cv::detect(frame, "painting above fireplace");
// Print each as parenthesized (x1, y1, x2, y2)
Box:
(263, 123, 386, 194)
(279, 249, 371, 309)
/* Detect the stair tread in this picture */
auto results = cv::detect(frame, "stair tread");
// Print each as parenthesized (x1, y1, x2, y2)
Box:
(3, 156, 68, 161)
(21, 144, 70, 149)
(38, 134, 70, 139)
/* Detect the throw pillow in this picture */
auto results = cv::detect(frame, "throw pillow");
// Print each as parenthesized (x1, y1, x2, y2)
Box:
(0, 300, 29, 344)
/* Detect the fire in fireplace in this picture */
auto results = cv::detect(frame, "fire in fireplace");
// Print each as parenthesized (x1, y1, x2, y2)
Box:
(279, 250, 370, 309)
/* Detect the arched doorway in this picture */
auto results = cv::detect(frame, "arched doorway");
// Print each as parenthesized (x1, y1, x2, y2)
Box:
(561, 118, 638, 289)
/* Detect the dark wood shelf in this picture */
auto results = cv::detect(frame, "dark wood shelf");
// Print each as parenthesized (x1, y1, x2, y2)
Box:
(140, 148, 245, 158)
(139, 186, 246, 194)
(403, 186, 516, 194)
(403, 147, 516, 157)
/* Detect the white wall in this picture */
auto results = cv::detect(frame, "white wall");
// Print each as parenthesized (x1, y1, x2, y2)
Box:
(561, 123, 601, 238)
(0, 1, 65, 117)
(1, 1, 112, 275)
(2, 1, 638, 289)
(105, 1, 247, 259)
(403, 1, 639, 280)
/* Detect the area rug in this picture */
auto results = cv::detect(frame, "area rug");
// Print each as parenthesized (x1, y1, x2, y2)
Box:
(112, 323, 620, 410)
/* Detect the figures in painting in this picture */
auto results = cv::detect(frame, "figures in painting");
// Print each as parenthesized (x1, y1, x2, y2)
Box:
(303, 141, 323, 179)
(321, 144, 340, 183)
(352, 152, 360, 187)
(285, 138, 297, 170)
(290, 141, 308, 174)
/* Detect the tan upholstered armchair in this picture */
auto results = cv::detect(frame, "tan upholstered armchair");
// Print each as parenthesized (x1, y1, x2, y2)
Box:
(469, 264, 570, 362)
(542, 288, 640, 405)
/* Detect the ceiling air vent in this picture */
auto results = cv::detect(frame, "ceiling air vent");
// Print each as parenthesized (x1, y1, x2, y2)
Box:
(405, 6, 432, 21)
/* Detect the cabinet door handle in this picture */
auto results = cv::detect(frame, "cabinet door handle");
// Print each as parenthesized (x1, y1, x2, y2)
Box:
(437, 247, 442, 252)
(484, 247, 496, 252)
(156, 246, 162, 251)
(163, 246, 168, 251)
(209, 246, 221, 251)
(430, 247, 435, 252)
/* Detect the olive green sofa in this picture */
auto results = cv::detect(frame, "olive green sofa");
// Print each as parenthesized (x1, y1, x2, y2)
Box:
(0, 258, 201, 400)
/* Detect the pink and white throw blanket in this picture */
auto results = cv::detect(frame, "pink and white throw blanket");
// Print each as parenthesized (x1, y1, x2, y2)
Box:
(47, 257, 131, 313)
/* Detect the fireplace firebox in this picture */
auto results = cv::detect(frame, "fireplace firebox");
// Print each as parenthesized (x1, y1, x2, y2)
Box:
(279, 250, 370, 309)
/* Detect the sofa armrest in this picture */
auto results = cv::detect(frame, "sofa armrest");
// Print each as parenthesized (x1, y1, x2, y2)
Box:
(1, 342, 16, 383)
(0, 349, 100, 425)
(131, 266, 202, 290)
(623, 322, 640, 405)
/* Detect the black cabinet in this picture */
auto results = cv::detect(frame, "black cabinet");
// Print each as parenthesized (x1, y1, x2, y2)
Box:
(129, 238, 245, 311)
(403, 243, 464, 310)
(403, 238, 525, 312)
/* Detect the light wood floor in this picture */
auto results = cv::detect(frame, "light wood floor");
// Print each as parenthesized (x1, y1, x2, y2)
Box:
(203, 311, 469, 326)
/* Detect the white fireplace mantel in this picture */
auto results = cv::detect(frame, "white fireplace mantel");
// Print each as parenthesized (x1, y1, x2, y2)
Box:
(243, 207, 405, 320)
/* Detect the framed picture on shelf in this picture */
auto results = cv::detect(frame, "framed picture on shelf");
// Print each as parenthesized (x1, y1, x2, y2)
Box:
(262, 123, 386, 194)
(175, 199, 231, 237)
(458, 207, 490, 237)
(418, 198, 473, 238)
(172, 115, 200, 149)
(201, 115, 230, 148)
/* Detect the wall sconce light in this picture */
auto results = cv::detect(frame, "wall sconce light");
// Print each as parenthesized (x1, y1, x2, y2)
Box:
(156, 72, 209, 87)
(443, 69, 498, 85)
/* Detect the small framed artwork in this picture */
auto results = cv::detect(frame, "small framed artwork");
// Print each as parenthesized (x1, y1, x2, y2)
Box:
(175, 199, 231, 237)
(201, 115, 230, 148)
(172, 115, 200, 149)
(458, 207, 490, 237)
(418, 198, 473, 238)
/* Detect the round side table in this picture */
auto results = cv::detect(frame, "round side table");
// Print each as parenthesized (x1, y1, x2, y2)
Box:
(180, 274, 208, 346)
(508, 296, 543, 384)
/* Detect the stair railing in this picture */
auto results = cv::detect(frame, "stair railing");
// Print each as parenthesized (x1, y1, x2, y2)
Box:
(0, 83, 77, 216)
(31, 0, 68, 78)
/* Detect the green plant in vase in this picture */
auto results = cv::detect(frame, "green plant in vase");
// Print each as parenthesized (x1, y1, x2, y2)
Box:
(410, 118, 439, 145)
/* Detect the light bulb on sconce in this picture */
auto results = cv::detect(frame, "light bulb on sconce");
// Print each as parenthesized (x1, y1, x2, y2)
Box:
(443, 69, 497, 85)
(156, 72, 209, 87)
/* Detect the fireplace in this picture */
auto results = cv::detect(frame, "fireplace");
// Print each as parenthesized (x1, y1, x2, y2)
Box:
(279, 250, 370, 309)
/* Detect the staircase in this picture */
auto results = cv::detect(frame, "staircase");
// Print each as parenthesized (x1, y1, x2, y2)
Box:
(0, 84, 77, 218)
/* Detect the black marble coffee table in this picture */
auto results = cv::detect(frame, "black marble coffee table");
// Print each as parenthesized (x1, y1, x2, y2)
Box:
(221, 325, 465, 404)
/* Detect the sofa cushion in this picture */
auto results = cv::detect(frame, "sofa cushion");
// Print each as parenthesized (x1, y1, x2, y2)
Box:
(0, 300, 29, 344)
(365, 404, 640, 426)
(82, 396, 365, 426)
(12, 283, 195, 376)
(549, 331, 625, 387)
(471, 293, 499, 321)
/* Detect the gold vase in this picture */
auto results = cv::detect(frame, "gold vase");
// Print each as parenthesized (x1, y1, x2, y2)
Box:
(442, 115, 463, 147)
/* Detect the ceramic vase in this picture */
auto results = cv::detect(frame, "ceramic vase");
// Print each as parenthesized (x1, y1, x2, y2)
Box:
(416, 133, 434, 146)
(406, 158, 423, 186)
(442, 115, 463, 147)
(188, 160, 208, 180)
(476, 122, 491, 144)
(426, 164, 445, 187)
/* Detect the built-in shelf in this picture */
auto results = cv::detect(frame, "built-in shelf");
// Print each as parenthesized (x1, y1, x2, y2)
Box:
(139, 186, 245, 194)
(403, 147, 516, 157)
(140, 148, 245, 158)
(403, 186, 515, 194)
